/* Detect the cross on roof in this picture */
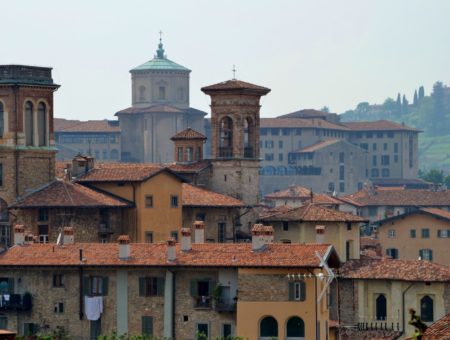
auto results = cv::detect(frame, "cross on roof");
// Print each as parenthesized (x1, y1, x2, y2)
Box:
(232, 65, 236, 80)
(159, 30, 163, 42)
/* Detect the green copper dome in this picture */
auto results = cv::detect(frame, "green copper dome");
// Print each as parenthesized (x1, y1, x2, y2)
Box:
(131, 39, 190, 72)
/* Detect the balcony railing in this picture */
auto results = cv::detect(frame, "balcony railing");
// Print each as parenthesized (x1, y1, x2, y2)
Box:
(219, 147, 233, 158)
(194, 295, 212, 309)
(0, 293, 32, 312)
(214, 300, 237, 312)
(357, 322, 400, 331)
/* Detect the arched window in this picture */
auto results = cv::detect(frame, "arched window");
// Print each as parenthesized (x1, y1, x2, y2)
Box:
(420, 295, 433, 322)
(376, 294, 387, 320)
(219, 117, 233, 158)
(38, 102, 47, 146)
(286, 316, 305, 339)
(139, 86, 146, 101)
(260, 316, 278, 339)
(25, 101, 34, 146)
(244, 117, 253, 158)
(0, 101, 4, 138)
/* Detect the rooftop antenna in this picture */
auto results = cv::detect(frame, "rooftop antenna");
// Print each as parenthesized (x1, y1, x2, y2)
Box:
(316, 251, 335, 303)
(232, 65, 237, 80)
(56, 231, 62, 246)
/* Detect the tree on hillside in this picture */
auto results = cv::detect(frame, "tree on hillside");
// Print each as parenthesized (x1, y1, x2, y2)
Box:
(431, 81, 445, 134)
(418, 86, 425, 100)
(396, 93, 402, 114)
(419, 168, 444, 184)
(413, 90, 418, 106)
(382, 98, 396, 113)
(320, 106, 330, 113)
(402, 95, 409, 114)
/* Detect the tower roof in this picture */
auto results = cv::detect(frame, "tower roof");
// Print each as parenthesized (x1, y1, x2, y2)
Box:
(201, 79, 270, 95)
(131, 38, 190, 72)
(171, 128, 207, 141)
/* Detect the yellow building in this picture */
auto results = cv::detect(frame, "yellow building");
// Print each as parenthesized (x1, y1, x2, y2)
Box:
(377, 208, 450, 266)
(259, 203, 368, 261)
(76, 162, 184, 242)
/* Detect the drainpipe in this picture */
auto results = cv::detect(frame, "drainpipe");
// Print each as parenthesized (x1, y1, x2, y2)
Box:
(131, 183, 137, 241)
(401, 282, 415, 335)
(79, 266, 84, 320)
(308, 268, 318, 340)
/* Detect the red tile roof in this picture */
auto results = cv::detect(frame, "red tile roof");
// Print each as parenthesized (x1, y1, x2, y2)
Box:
(171, 128, 207, 140)
(339, 258, 450, 282)
(260, 118, 348, 130)
(0, 243, 337, 268)
(54, 118, 120, 133)
(342, 120, 421, 132)
(264, 186, 341, 206)
(166, 161, 211, 174)
(115, 105, 206, 116)
(423, 313, 450, 339)
(259, 203, 367, 223)
(9, 180, 131, 208)
(340, 188, 450, 207)
(182, 183, 244, 208)
(297, 139, 342, 153)
(420, 207, 450, 220)
(278, 109, 331, 119)
(201, 79, 270, 95)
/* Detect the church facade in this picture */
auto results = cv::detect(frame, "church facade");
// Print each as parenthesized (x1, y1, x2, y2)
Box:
(116, 39, 207, 163)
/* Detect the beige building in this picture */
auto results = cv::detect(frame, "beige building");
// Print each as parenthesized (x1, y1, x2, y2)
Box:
(377, 208, 450, 266)
(0, 229, 340, 339)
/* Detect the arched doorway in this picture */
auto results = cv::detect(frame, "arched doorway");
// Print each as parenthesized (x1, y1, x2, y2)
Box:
(286, 316, 305, 340)
(260, 316, 278, 340)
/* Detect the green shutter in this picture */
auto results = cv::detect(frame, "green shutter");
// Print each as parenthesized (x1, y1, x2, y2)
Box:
(208, 280, 216, 296)
(419, 250, 423, 259)
(142, 316, 153, 335)
(83, 277, 90, 296)
(288, 282, 295, 301)
(190, 279, 197, 296)
(157, 277, 165, 296)
(139, 277, 146, 296)
(102, 276, 109, 296)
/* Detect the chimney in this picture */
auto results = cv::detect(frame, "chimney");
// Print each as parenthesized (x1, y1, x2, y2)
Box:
(14, 225, 25, 245)
(315, 225, 325, 244)
(118, 235, 131, 260)
(193, 221, 205, 244)
(63, 227, 75, 245)
(251, 224, 265, 251)
(262, 225, 274, 244)
(167, 237, 176, 261)
(181, 228, 192, 251)
(24, 233, 34, 244)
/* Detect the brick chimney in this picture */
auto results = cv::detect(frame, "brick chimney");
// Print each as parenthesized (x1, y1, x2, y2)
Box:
(167, 237, 176, 261)
(315, 225, 325, 244)
(181, 228, 192, 251)
(118, 235, 131, 260)
(63, 226, 75, 245)
(24, 233, 34, 244)
(251, 224, 265, 251)
(193, 221, 205, 244)
(71, 154, 95, 178)
(14, 225, 25, 245)
(262, 225, 274, 244)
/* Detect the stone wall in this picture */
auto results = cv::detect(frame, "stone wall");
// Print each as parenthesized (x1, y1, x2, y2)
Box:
(338, 279, 357, 326)
(238, 273, 289, 301)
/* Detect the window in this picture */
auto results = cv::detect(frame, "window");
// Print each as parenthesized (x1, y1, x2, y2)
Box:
(54, 302, 64, 313)
(265, 140, 274, 148)
(139, 85, 146, 101)
(381, 155, 390, 165)
(0, 102, 4, 138)
(25, 101, 34, 146)
(278, 140, 283, 148)
(419, 249, 433, 261)
(410, 229, 416, 238)
(382, 168, 390, 177)
(218, 223, 225, 243)
(286, 316, 305, 339)
(388, 229, 396, 238)
(260, 128, 268, 136)
(190, 279, 212, 308)
(328, 182, 335, 192)
(53, 274, 64, 287)
(186, 147, 193, 162)
(145, 232, 153, 243)
(0, 315, 7, 330)
(376, 294, 387, 320)
(295, 128, 302, 135)
(369, 206, 378, 217)
(437, 230, 449, 238)
(339, 182, 345, 193)
(270, 129, 279, 136)
(83, 276, 108, 296)
(145, 195, 153, 208)
(139, 277, 165, 296)
(372, 155, 377, 166)
(278, 153, 283, 162)
(347, 222, 352, 231)
(196, 323, 209, 339)
(345, 240, 353, 260)
(394, 143, 399, 153)
(387, 131, 394, 138)
(170, 195, 178, 208)
(376, 132, 383, 138)
(383, 143, 388, 151)
(158, 86, 166, 100)
(222, 324, 232, 338)
(339, 152, 344, 163)
(38, 102, 47, 146)
(260, 316, 278, 339)
(371, 168, 379, 177)
(37, 208, 49, 222)
(23, 323, 38, 336)
(196, 213, 206, 221)
(38, 225, 49, 243)
(372, 143, 377, 151)
(360, 143, 368, 151)
(265, 153, 274, 161)
(170, 231, 178, 242)
(394, 155, 399, 163)
(339, 165, 345, 180)
(142, 316, 153, 336)
(283, 222, 289, 231)
(386, 248, 398, 259)
(366, 132, 373, 138)
(282, 128, 290, 136)
(289, 281, 306, 301)
(420, 296, 434, 322)
(421, 228, 430, 238)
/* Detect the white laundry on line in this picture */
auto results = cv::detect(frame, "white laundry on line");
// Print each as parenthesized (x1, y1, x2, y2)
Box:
(84, 296, 103, 321)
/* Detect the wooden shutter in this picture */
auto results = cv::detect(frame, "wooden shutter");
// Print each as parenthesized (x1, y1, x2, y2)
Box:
(419, 249, 423, 259)
(288, 282, 295, 300)
(102, 276, 109, 296)
(83, 277, 90, 296)
(139, 277, 146, 296)
(156, 277, 165, 296)
(142, 316, 153, 335)
(190, 279, 197, 297)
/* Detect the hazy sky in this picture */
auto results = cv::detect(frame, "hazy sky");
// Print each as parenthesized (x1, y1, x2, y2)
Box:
(3, 1, 450, 120)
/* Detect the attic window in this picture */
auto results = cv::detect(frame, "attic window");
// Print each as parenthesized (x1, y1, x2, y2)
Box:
(158, 86, 166, 100)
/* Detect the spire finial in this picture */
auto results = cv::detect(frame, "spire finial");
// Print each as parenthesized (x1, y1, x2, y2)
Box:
(156, 30, 165, 59)
(232, 65, 237, 80)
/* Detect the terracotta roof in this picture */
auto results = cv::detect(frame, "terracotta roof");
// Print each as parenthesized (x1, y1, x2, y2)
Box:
(278, 109, 330, 119)
(115, 105, 206, 116)
(360, 237, 381, 249)
(166, 161, 211, 174)
(342, 120, 421, 132)
(339, 258, 450, 282)
(259, 203, 367, 223)
(423, 313, 450, 339)
(9, 180, 131, 208)
(171, 128, 207, 140)
(264, 186, 341, 205)
(420, 207, 450, 220)
(260, 118, 348, 130)
(54, 118, 120, 133)
(76, 163, 181, 182)
(297, 139, 342, 153)
(201, 79, 270, 95)
(340, 188, 450, 207)
(0, 242, 338, 268)
(182, 183, 244, 208)
(377, 208, 450, 225)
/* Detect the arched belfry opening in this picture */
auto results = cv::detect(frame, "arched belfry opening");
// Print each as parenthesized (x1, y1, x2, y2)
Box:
(244, 117, 254, 158)
(219, 116, 233, 158)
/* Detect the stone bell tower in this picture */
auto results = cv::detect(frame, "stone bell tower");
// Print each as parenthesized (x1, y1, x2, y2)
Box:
(201, 79, 270, 205)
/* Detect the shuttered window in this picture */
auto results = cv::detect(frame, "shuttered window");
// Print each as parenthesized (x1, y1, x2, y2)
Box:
(83, 276, 109, 296)
(139, 277, 164, 297)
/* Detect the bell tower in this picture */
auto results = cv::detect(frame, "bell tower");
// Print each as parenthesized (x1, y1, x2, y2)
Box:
(201, 79, 270, 205)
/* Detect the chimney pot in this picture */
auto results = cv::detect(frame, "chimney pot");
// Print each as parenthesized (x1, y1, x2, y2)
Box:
(14, 225, 25, 245)
(193, 221, 205, 244)
(181, 228, 192, 251)
(24, 233, 34, 244)
(251, 224, 265, 251)
(167, 237, 177, 261)
(118, 235, 131, 259)
(63, 226, 75, 245)
(315, 225, 325, 244)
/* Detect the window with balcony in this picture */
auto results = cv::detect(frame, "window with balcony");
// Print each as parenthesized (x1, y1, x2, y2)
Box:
(190, 279, 213, 308)
(139, 277, 165, 297)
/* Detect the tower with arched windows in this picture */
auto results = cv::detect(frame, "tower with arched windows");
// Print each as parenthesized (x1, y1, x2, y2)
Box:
(201, 79, 270, 205)
(0, 65, 59, 203)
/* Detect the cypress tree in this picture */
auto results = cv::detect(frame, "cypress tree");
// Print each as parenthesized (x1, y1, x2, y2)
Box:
(413, 90, 418, 106)
(396, 93, 402, 114)
(418, 86, 425, 100)
(402, 95, 409, 114)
